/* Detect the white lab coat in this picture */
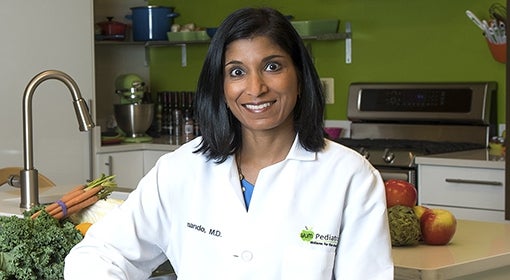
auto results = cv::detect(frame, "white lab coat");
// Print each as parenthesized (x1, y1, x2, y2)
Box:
(65, 136, 394, 279)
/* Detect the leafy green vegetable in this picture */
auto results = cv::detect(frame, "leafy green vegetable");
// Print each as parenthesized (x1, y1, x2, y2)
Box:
(387, 205, 422, 247)
(0, 207, 83, 280)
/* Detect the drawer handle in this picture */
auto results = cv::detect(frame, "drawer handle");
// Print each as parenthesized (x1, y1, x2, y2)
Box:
(445, 178, 503, 186)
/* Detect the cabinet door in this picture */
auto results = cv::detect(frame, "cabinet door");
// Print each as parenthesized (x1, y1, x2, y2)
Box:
(419, 165, 504, 210)
(418, 164, 505, 222)
(96, 151, 144, 189)
(143, 150, 169, 174)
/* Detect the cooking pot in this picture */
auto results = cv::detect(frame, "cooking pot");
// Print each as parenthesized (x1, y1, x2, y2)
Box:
(97, 17, 127, 37)
(127, 6, 179, 41)
(97, 17, 127, 40)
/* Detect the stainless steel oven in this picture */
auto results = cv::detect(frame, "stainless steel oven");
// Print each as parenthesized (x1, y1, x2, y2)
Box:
(336, 82, 497, 188)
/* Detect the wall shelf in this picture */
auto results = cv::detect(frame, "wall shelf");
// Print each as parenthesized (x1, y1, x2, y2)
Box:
(95, 28, 351, 67)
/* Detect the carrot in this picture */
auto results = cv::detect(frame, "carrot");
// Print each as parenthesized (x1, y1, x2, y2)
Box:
(53, 195, 99, 220)
(47, 187, 102, 218)
(61, 185, 87, 201)
(30, 185, 86, 219)
(31, 174, 117, 221)
(64, 186, 103, 209)
(45, 188, 84, 213)
(30, 211, 42, 220)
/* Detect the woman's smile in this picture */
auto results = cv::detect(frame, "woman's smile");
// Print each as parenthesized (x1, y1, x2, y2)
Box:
(243, 100, 276, 112)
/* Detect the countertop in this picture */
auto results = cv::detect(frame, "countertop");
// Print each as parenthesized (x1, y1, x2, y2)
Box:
(98, 141, 179, 153)
(0, 185, 70, 217)
(393, 219, 510, 280)
(415, 149, 504, 169)
(2, 189, 509, 279)
(96, 133, 181, 153)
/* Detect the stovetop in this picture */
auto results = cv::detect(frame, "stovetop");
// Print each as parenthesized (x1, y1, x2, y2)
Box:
(339, 82, 497, 169)
(335, 138, 486, 167)
(336, 138, 485, 155)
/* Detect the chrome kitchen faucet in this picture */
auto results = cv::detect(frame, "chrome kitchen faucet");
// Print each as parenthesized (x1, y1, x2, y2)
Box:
(8, 70, 95, 209)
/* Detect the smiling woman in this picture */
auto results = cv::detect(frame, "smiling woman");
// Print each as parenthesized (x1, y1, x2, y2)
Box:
(65, 7, 393, 279)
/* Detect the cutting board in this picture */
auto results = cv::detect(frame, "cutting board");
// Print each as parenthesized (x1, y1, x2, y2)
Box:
(0, 167, 55, 195)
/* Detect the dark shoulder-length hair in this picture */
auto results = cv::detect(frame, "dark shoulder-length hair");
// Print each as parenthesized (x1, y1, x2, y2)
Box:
(194, 7, 325, 163)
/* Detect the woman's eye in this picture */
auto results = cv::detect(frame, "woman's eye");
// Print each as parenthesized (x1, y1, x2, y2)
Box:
(229, 67, 245, 77)
(265, 62, 281, 72)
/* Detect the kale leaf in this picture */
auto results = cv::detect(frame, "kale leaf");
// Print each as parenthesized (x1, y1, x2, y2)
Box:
(0, 207, 83, 280)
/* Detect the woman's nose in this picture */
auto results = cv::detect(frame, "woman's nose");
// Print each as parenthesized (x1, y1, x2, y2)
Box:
(246, 73, 268, 96)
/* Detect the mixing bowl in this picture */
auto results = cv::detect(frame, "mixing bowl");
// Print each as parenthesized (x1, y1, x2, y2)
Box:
(114, 103, 154, 138)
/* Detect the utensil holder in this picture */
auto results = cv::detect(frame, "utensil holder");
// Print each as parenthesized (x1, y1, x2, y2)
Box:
(486, 39, 506, 64)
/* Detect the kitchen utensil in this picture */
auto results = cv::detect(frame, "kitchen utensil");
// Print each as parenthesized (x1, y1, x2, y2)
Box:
(114, 74, 153, 142)
(97, 17, 127, 37)
(465, 10, 504, 44)
(115, 73, 146, 104)
(465, 10, 486, 32)
(114, 103, 154, 140)
(489, 3, 507, 23)
(127, 6, 179, 41)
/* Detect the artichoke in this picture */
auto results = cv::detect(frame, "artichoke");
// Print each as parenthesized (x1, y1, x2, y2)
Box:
(387, 205, 421, 246)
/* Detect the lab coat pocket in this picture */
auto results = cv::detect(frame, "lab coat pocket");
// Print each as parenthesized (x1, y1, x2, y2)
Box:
(281, 245, 336, 279)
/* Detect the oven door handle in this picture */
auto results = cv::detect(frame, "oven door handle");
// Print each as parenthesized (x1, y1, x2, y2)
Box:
(444, 178, 503, 186)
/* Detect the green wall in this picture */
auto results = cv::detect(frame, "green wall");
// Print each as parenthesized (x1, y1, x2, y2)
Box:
(148, 0, 506, 123)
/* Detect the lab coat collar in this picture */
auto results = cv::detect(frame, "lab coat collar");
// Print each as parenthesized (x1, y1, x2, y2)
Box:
(285, 134, 317, 161)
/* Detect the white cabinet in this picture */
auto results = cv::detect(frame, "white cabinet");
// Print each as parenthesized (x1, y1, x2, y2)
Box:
(96, 150, 170, 189)
(96, 151, 144, 189)
(417, 151, 506, 223)
(143, 150, 169, 173)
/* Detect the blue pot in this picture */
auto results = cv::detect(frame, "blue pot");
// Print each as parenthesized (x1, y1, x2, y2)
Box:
(127, 6, 179, 41)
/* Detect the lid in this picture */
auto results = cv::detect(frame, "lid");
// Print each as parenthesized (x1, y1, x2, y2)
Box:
(98, 17, 126, 27)
(130, 5, 174, 10)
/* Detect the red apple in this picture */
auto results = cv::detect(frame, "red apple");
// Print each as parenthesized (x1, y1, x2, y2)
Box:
(384, 179, 417, 208)
(420, 208, 457, 245)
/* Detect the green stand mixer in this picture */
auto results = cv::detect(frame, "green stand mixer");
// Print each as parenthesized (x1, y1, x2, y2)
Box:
(113, 74, 154, 143)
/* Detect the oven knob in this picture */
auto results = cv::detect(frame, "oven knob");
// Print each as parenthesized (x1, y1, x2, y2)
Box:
(358, 147, 370, 159)
(382, 148, 395, 163)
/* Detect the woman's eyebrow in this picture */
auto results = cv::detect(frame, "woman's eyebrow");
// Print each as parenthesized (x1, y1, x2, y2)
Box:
(224, 60, 242, 67)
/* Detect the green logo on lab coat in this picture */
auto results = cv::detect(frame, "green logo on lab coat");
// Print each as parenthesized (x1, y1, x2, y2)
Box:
(300, 226, 314, 242)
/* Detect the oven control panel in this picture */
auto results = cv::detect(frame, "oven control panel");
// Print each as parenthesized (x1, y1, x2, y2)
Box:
(347, 82, 497, 125)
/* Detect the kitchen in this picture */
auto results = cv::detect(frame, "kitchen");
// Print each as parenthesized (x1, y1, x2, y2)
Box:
(0, 0, 509, 279)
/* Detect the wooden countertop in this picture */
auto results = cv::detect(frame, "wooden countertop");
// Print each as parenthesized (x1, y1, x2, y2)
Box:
(393, 219, 510, 279)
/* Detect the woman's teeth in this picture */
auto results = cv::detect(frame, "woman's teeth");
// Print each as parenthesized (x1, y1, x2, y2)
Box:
(245, 102, 273, 110)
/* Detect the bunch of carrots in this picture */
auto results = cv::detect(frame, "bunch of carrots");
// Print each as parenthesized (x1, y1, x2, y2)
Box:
(31, 174, 117, 220)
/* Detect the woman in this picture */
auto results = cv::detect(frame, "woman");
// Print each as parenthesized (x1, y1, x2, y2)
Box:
(65, 7, 393, 279)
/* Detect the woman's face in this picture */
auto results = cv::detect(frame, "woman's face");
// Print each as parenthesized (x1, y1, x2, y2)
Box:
(223, 36, 299, 134)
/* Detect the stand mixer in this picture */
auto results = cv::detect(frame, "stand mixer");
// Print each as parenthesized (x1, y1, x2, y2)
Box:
(113, 74, 154, 143)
